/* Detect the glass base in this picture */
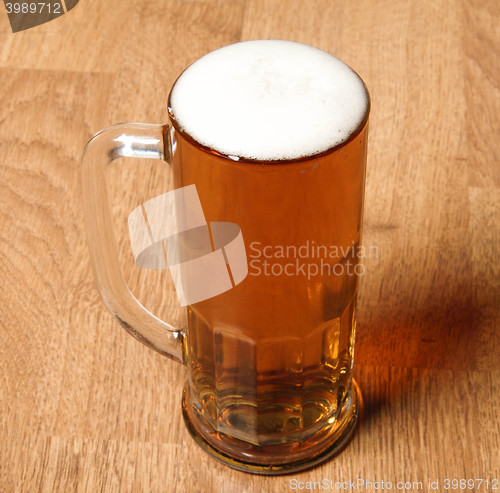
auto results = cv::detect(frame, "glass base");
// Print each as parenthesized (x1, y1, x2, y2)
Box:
(182, 379, 362, 475)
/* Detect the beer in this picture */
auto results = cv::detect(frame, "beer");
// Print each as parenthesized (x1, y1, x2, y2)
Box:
(168, 40, 369, 467)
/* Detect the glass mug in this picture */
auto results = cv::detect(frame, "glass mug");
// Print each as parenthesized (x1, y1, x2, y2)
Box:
(82, 40, 370, 474)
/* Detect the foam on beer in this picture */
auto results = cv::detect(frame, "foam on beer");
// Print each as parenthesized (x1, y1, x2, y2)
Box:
(169, 40, 369, 161)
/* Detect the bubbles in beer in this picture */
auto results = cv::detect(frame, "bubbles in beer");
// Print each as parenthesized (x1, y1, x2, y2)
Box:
(169, 40, 369, 161)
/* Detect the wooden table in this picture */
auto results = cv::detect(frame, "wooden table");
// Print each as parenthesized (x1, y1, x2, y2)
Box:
(0, 0, 498, 491)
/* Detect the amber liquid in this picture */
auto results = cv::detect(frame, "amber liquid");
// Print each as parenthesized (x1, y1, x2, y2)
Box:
(170, 122, 368, 464)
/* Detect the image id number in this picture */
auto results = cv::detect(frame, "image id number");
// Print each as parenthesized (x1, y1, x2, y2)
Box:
(443, 478, 498, 490)
(5, 3, 62, 14)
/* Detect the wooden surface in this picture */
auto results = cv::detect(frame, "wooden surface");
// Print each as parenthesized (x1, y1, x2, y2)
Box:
(0, 0, 499, 492)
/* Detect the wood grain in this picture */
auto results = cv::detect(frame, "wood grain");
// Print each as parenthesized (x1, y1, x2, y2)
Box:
(0, 0, 498, 491)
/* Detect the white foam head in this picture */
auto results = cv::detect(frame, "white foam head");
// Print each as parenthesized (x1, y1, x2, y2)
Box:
(169, 40, 369, 161)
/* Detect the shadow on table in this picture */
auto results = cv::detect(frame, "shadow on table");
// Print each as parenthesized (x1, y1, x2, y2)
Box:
(354, 275, 486, 423)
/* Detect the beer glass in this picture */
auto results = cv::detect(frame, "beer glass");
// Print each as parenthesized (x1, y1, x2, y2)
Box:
(82, 40, 370, 474)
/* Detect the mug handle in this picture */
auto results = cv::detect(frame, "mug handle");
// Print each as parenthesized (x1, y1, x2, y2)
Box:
(81, 123, 184, 363)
